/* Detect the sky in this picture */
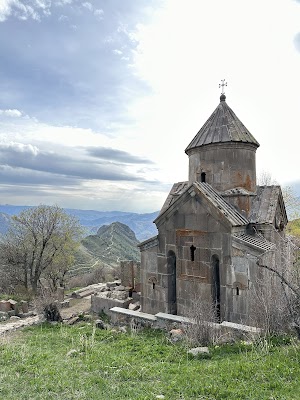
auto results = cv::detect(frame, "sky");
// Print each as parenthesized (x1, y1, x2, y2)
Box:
(0, 0, 300, 213)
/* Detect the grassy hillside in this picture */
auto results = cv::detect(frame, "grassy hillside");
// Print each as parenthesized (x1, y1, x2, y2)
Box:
(0, 324, 299, 399)
(287, 218, 300, 237)
(69, 222, 140, 277)
(81, 221, 140, 267)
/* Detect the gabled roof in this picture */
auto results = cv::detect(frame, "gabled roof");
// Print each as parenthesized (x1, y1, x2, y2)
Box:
(249, 186, 288, 225)
(159, 181, 189, 216)
(185, 95, 260, 153)
(193, 182, 249, 226)
(155, 181, 249, 227)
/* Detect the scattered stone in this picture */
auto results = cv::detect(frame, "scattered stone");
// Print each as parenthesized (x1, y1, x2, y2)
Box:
(118, 326, 127, 333)
(0, 312, 8, 321)
(111, 291, 128, 301)
(156, 396, 165, 399)
(95, 319, 105, 329)
(8, 299, 18, 309)
(82, 314, 93, 322)
(169, 328, 184, 342)
(67, 316, 80, 325)
(66, 349, 78, 357)
(72, 289, 95, 299)
(7, 310, 16, 317)
(9, 316, 21, 321)
(128, 302, 140, 311)
(106, 281, 119, 289)
(115, 285, 125, 291)
(0, 300, 11, 312)
(19, 311, 36, 319)
(187, 347, 210, 357)
(61, 300, 70, 308)
(20, 300, 29, 313)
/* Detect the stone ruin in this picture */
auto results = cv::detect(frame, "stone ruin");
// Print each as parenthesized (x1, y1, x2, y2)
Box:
(0, 299, 31, 321)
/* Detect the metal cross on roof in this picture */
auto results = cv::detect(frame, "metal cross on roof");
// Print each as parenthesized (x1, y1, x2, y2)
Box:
(219, 79, 227, 94)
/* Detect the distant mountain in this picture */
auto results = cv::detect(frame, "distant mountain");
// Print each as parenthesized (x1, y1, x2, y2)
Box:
(66, 209, 158, 241)
(74, 222, 140, 270)
(0, 205, 158, 241)
(0, 212, 11, 235)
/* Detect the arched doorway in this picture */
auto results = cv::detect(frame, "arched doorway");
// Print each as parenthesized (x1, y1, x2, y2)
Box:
(167, 250, 177, 315)
(211, 255, 221, 322)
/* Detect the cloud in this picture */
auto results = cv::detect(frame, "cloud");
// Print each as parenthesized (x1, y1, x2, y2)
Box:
(94, 9, 103, 19)
(0, 0, 52, 22)
(87, 147, 154, 164)
(113, 49, 123, 55)
(82, 2, 93, 11)
(0, 141, 150, 182)
(0, 165, 79, 185)
(0, 109, 22, 117)
(0, 142, 39, 156)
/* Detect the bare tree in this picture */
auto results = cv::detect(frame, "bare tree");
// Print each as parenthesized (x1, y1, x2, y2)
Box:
(255, 228, 300, 337)
(0, 205, 83, 295)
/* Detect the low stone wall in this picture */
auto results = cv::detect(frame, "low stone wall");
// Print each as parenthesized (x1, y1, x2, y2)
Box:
(109, 307, 261, 339)
(91, 296, 131, 316)
(110, 307, 157, 327)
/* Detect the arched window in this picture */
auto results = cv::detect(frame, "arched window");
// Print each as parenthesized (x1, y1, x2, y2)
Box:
(211, 255, 221, 322)
(167, 250, 177, 315)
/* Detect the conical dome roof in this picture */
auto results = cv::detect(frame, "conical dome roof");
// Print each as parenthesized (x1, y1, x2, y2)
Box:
(185, 95, 260, 153)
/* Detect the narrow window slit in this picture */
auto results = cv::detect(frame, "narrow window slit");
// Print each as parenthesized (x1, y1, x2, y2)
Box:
(190, 245, 196, 262)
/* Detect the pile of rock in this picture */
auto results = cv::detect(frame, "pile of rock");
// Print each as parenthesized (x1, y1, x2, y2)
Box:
(0, 299, 34, 321)
(90, 280, 140, 315)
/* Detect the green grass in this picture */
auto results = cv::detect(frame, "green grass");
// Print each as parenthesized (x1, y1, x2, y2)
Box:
(0, 324, 299, 399)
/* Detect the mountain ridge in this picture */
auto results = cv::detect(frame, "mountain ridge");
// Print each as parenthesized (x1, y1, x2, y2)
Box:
(0, 205, 158, 241)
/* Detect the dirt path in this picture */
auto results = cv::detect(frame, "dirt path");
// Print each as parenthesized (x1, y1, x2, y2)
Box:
(60, 298, 91, 320)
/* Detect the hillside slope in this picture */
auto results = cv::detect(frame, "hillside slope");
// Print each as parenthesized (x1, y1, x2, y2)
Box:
(80, 221, 140, 268)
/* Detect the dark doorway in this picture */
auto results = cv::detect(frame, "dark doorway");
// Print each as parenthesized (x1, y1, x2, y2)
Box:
(211, 255, 221, 322)
(201, 172, 206, 182)
(167, 250, 177, 315)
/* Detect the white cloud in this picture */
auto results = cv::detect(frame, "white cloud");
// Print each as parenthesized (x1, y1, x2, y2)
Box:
(58, 14, 68, 21)
(0, 0, 72, 22)
(0, 141, 39, 156)
(0, 109, 22, 117)
(113, 49, 123, 55)
(82, 2, 92, 11)
(0, 0, 12, 21)
(94, 8, 103, 19)
(125, 0, 300, 187)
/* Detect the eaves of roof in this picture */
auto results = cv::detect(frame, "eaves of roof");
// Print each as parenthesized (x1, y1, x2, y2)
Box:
(233, 232, 276, 253)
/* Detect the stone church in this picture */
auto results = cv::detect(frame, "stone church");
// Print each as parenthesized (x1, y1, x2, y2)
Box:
(139, 91, 288, 324)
